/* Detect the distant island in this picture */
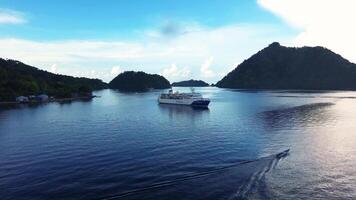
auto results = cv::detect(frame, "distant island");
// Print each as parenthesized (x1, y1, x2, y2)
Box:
(216, 42, 356, 90)
(0, 58, 107, 102)
(109, 71, 171, 92)
(172, 79, 210, 87)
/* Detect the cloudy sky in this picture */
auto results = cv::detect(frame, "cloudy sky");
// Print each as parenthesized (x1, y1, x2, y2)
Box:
(0, 0, 355, 83)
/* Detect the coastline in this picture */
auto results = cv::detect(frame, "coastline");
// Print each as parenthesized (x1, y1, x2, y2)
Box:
(0, 96, 98, 106)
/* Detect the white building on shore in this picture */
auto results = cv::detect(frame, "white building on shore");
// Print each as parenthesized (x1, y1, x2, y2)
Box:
(16, 96, 29, 103)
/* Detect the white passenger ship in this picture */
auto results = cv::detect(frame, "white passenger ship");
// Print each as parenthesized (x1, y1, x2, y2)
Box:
(158, 89, 210, 107)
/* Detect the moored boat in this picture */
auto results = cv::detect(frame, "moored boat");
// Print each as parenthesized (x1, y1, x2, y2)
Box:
(158, 89, 210, 107)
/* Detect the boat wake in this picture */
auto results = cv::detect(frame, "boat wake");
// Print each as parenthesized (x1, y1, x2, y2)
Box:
(100, 150, 289, 200)
(229, 150, 289, 200)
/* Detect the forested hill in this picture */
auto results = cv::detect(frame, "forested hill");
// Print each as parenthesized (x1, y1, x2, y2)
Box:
(216, 42, 356, 90)
(0, 58, 107, 101)
(172, 79, 209, 87)
(109, 71, 171, 92)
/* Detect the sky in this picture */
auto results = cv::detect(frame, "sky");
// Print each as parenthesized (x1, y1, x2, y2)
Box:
(0, 0, 355, 83)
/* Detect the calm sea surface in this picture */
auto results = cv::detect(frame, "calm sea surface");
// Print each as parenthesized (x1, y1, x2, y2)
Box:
(1, 87, 356, 200)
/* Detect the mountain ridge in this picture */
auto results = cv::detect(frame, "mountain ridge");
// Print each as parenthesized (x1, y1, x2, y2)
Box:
(216, 42, 356, 90)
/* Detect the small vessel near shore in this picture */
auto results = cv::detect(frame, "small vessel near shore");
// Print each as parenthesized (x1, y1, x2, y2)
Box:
(158, 89, 210, 107)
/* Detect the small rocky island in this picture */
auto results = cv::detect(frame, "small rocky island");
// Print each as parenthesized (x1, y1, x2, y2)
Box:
(0, 58, 107, 102)
(172, 79, 210, 87)
(109, 71, 171, 92)
(216, 42, 356, 90)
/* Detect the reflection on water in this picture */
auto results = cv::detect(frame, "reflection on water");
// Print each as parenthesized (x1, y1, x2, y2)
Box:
(270, 90, 339, 94)
(273, 95, 356, 99)
(1, 88, 356, 199)
(259, 102, 335, 129)
(158, 104, 209, 120)
(0, 103, 46, 111)
(0, 98, 93, 112)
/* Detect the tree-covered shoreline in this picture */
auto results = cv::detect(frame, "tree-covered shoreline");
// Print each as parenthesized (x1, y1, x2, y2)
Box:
(0, 58, 108, 101)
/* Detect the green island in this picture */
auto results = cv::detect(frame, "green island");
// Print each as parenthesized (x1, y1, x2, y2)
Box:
(216, 42, 356, 90)
(171, 79, 210, 87)
(109, 71, 171, 92)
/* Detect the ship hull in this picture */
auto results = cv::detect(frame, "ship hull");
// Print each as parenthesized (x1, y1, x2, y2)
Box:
(158, 98, 210, 107)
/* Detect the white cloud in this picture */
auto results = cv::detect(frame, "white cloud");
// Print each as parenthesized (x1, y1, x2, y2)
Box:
(200, 57, 216, 78)
(111, 66, 122, 76)
(258, 0, 356, 62)
(0, 23, 292, 82)
(50, 64, 58, 74)
(161, 64, 190, 80)
(161, 64, 179, 77)
(0, 9, 26, 24)
(180, 68, 191, 78)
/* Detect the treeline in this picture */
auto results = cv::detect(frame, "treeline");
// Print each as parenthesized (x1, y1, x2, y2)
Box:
(109, 71, 171, 92)
(0, 58, 108, 101)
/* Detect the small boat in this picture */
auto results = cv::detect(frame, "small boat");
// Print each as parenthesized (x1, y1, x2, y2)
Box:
(158, 89, 210, 107)
(276, 149, 290, 159)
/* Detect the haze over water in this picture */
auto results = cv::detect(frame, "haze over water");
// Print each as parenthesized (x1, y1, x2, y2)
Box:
(1, 87, 356, 199)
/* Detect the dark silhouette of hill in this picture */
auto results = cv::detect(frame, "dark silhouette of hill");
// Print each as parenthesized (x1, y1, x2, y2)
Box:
(109, 71, 171, 92)
(172, 79, 209, 87)
(0, 58, 107, 101)
(216, 42, 356, 90)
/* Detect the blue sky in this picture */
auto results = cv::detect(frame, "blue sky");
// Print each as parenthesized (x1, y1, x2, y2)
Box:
(0, 0, 284, 40)
(0, 0, 354, 83)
